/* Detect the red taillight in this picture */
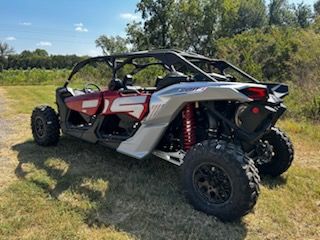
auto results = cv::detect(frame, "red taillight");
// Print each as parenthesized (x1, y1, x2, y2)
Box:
(240, 87, 268, 101)
(251, 106, 260, 114)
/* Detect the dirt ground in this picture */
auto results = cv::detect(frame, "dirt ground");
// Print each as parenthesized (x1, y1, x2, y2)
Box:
(0, 88, 25, 189)
(0, 88, 15, 189)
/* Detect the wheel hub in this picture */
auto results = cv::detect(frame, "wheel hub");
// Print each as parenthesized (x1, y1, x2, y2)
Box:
(256, 140, 274, 165)
(193, 164, 232, 204)
(35, 117, 45, 138)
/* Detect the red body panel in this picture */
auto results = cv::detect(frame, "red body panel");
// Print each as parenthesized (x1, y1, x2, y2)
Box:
(65, 90, 151, 120)
(65, 92, 102, 116)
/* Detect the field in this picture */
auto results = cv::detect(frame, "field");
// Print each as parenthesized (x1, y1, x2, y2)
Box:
(0, 85, 319, 240)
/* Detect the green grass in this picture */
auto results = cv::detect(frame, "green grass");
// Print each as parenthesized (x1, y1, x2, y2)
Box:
(0, 69, 69, 86)
(0, 85, 320, 240)
(3, 85, 84, 115)
(3, 85, 57, 114)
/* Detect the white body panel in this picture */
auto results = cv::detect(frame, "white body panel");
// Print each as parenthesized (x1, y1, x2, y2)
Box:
(117, 82, 264, 159)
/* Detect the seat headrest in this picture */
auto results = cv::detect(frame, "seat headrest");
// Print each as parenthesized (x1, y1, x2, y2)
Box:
(108, 78, 124, 91)
(124, 74, 133, 86)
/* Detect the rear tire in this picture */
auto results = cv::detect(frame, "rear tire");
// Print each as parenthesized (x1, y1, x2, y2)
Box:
(31, 105, 60, 146)
(181, 140, 260, 221)
(257, 127, 294, 177)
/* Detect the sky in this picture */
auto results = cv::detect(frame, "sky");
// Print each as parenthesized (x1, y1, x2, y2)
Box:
(0, 0, 317, 56)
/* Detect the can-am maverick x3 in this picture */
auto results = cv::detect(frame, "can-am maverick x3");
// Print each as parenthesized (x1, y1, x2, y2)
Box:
(31, 49, 293, 221)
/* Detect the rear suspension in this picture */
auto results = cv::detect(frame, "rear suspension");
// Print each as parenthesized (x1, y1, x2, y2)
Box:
(182, 103, 196, 151)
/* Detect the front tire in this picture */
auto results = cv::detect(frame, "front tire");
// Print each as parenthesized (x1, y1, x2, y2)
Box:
(257, 127, 294, 177)
(31, 105, 60, 146)
(181, 140, 260, 221)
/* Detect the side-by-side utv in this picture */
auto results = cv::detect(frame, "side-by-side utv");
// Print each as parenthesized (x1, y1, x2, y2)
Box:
(31, 49, 294, 221)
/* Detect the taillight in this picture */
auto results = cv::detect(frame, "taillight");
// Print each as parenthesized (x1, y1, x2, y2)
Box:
(240, 87, 268, 101)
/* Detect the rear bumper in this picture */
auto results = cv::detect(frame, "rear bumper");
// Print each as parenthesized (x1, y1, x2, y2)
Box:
(206, 100, 286, 145)
(235, 103, 286, 144)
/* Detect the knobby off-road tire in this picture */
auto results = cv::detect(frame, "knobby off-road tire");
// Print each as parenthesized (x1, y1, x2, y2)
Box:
(181, 140, 260, 221)
(31, 105, 60, 146)
(258, 127, 294, 177)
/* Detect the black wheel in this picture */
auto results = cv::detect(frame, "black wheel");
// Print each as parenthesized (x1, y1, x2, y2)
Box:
(181, 140, 260, 221)
(31, 105, 60, 146)
(257, 127, 294, 177)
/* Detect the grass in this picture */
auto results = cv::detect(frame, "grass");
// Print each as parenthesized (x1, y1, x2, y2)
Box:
(3, 85, 83, 115)
(0, 69, 69, 86)
(3, 85, 58, 114)
(0, 85, 320, 240)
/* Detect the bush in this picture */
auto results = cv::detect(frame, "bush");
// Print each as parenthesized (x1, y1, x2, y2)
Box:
(215, 26, 320, 122)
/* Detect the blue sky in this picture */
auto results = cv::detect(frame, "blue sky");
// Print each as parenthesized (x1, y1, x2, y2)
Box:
(0, 0, 317, 56)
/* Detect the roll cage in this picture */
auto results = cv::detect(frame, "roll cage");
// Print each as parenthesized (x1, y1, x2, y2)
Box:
(64, 49, 259, 88)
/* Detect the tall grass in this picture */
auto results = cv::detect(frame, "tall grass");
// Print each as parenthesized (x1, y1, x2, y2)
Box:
(284, 81, 320, 122)
(0, 69, 70, 86)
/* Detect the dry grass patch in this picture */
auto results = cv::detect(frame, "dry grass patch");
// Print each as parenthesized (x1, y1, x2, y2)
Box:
(278, 119, 320, 169)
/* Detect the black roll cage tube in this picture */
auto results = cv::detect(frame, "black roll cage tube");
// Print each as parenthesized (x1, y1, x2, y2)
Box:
(64, 50, 259, 88)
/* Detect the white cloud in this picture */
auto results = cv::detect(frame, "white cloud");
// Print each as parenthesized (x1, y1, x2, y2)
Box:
(20, 22, 32, 26)
(120, 13, 140, 21)
(75, 26, 88, 32)
(74, 23, 84, 27)
(74, 23, 88, 32)
(5, 36, 16, 41)
(37, 41, 52, 47)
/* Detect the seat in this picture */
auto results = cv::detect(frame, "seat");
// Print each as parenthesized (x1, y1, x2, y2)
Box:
(156, 72, 189, 90)
(108, 78, 124, 91)
(123, 74, 134, 87)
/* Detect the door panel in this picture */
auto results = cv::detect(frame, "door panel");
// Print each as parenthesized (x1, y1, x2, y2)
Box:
(65, 92, 103, 116)
(101, 91, 151, 120)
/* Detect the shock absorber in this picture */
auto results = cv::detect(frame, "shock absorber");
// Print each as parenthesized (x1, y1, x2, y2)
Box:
(182, 103, 196, 151)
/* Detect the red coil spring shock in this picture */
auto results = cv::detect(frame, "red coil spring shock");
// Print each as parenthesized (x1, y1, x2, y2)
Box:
(182, 103, 196, 151)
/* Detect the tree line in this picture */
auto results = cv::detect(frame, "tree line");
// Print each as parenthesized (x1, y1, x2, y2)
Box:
(1, 0, 320, 77)
(94, 0, 320, 83)
(0, 47, 85, 70)
(96, 0, 320, 55)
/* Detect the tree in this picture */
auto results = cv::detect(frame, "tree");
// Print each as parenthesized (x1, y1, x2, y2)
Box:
(227, 0, 267, 35)
(136, 0, 176, 48)
(0, 42, 14, 71)
(294, 3, 313, 28)
(268, 0, 295, 26)
(0, 42, 14, 57)
(33, 49, 49, 57)
(172, 0, 223, 55)
(315, 0, 320, 16)
(126, 21, 150, 51)
(20, 50, 33, 58)
(126, 0, 267, 55)
(95, 35, 129, 55)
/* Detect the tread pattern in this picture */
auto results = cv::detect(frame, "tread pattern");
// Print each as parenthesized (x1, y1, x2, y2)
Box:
(31, 105, 60, 146)
(258, 127, 294, 176)
(181, 140, 260, 221)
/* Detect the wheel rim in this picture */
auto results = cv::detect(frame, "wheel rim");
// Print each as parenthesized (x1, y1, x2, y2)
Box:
(35, 117, 45, 138)
(256, 140, 275, 165)
(193, 163, 232, 204)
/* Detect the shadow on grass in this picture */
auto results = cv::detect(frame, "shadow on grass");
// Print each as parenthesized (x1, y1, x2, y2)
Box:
(260, 175, 287, 189)
(13, 137, 248, 240)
